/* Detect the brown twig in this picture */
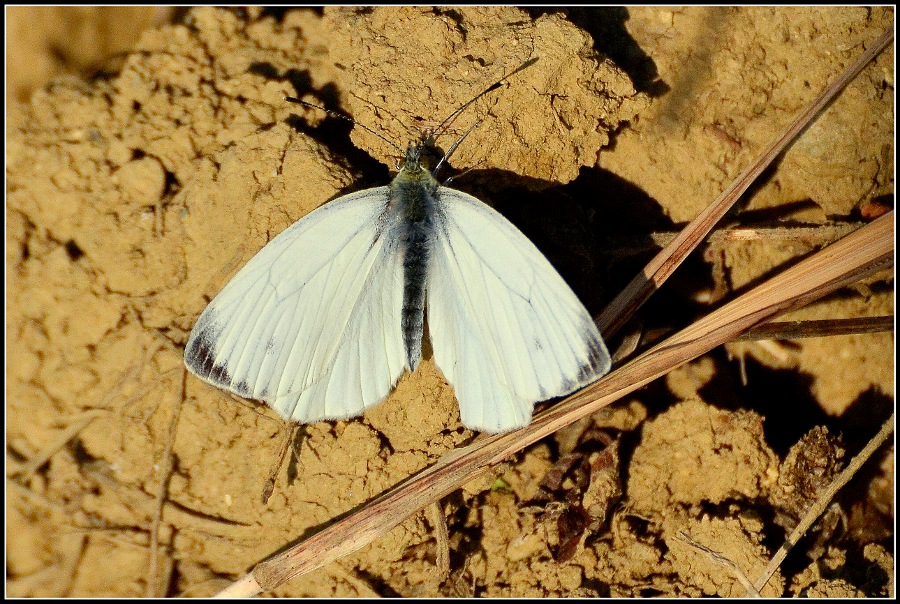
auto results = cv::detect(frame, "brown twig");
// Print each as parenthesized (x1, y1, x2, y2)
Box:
(612, 315, 892, 367)
(601, 222, 868, 261)
(753, 413, 895, 594)
(738, 316, 894, 341)
(262, 423, 299, 504)
(595, 27, 894, 340)
(427, 501, 451, 581)
(677, 530, 761, 598)
(12, 345, 157, 479)
(14, 410, 108, 478)
(146, 369, 186, 597)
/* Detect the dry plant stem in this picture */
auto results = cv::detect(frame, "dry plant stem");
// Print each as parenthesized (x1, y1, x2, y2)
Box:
(14, 352, 153, 478)
(704, 223, 863, 244)
(146, 370, 186, 598)
(640, 315, 893, 353)
(677, 531, 761, 598)
(596, 27, 894, 339)
(16, 410, 107, 478)
(225, 213, 892, 596)
(611, 320, 644, 363)
(739, 316, 894, 341)
(427, 501, 451, 580)
(57, 535, 87, 597)
(7, 479, 61, 512)
(602, 223, 867, 264)
(263, 423, 298, 504)
(644, 222, 867, 250)
(753, 412, 896, 594)
(160, 552, 177, 601)
(216, 574, 263, 598)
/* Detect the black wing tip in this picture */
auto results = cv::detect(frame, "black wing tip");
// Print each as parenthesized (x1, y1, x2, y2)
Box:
(563, 332, 612, 391)
(185, 328, 235, 387)
(583, 334, 612, 379)
(185, 332, 213, 376)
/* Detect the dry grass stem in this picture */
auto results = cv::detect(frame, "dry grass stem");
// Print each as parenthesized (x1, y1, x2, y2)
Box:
(692, 222, 862, 246)
(262, 423, 299, 504)
(145, 370, 186, 598)
(14, 410, 108, 478)
(596, 28, 893, 339)
(677, 531, 761, 598)
(603, 222, 867, 259)
(738, 316, 894, 341)
(753, 413, 895, 593)
(427, 501, 451, 581)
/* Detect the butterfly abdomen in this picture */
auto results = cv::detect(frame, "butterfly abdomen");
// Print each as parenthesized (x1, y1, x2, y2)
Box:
(389, 164, 438, 373)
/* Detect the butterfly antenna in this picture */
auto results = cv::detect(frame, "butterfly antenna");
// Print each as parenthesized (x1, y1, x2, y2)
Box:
(284, 96, 404, 156)
(432, 119, 481, 176)
(431, 56, 538, 141)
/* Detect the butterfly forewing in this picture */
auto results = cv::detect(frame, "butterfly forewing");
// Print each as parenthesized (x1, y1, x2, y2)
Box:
(184, 186, 410, 422)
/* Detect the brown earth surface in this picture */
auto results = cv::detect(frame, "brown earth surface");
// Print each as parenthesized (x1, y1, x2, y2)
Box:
(6, 6, 894, 597)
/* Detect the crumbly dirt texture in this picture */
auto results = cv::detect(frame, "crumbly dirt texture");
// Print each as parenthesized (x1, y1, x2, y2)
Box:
(6, 6, 894, 597)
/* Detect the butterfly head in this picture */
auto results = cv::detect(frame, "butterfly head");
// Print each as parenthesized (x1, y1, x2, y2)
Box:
(399, 138, 445, 181)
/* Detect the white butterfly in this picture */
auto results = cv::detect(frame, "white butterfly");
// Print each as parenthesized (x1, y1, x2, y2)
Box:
(184, 133, 611, 433)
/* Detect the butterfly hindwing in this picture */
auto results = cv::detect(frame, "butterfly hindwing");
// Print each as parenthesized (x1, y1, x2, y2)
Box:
(184, 186, 409, 422)
(426, 187, 611, 433)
